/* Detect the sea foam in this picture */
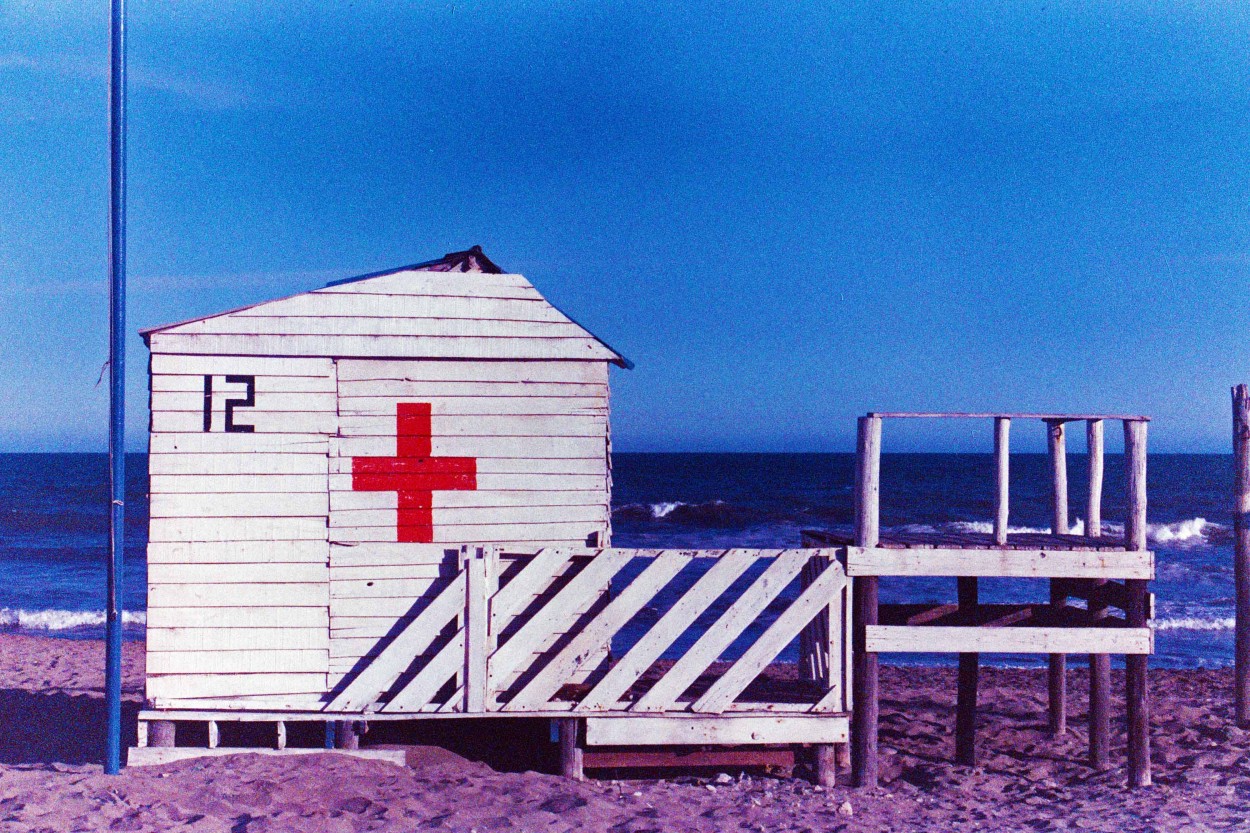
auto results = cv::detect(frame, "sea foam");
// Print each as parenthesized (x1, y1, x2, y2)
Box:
(0, 608, 147, 631)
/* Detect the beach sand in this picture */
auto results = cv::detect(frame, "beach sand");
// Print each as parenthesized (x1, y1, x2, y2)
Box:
(0, 633, 1244, 832)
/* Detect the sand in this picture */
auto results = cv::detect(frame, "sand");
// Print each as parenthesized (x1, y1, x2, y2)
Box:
(0, 633, 1245, 832)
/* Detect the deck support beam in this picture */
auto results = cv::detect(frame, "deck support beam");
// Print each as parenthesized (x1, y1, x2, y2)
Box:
(1124, 419, 1151, 788)
(955, 577, 978, 766)
(558, 718, 584, 781)
(1046, 419, 1069, 739)
(851, 416, 881, 789)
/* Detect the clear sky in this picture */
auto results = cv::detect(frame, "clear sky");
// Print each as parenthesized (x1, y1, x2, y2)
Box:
(2, 2, 1248, 453)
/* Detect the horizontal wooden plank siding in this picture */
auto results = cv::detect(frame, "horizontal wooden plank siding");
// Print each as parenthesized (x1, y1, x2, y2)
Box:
(150, 333, 618, 361)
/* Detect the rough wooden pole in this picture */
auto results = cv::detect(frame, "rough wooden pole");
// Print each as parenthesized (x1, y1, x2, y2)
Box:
(1086, 419, 1104, 538)
(814, 744, 837, 787)
(558, 718, 584, 781)
(1085, 418, 1110, 767)
(955, 576, 979, 765)
(1234, 385, 1250, 727)
(852, 415, 882, 789)
(149, 721, 175, 748)
(1047, 419, 1068, 738)
(335, 720, 360, 750)
(1124, 419, 1151, 787)
(994, 418, 1010, 546)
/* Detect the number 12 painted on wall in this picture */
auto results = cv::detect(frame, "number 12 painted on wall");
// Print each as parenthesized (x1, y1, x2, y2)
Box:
(202, 375, 256, 433)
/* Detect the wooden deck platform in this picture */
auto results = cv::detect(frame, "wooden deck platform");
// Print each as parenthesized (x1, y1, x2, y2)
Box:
(802, 528, 1128, 552)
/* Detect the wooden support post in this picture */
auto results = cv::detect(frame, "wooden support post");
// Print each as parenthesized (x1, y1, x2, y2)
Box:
(558, 718, 584, 781)
(1086, 419, 1104, 537)
(835, 742, 851, 771)
(1124, 419, 1151, 788)
(336, 720, 360, 750)
(1234, 385, 1250, 727)
(814, 744, 837, 787)
(1088, 648, 1110, 770)
(206, 720, 219, 749)
(852, 575, 879, 789)
(276, 721, 287, 751)
(149, 720, 175, 748)
(994, 417, 1010, 545)
(956, 576, 979, 765)
(1048, 582, 1067, 739)
(136, 720, 149, 748)
(852, 415, 881, 789)
(1085, 418, 1109, 767)
(1047, 419, 1068, 739)
(1047, 420, 1069, 535)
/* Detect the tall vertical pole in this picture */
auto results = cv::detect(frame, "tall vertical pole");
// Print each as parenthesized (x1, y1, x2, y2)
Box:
(106, 0, 128, 775)
(1233, 385, 1250, 727)
(851, 415, 881, 788)
(1046, 420, 1068, 739)
(1124, 419, 1151, 788)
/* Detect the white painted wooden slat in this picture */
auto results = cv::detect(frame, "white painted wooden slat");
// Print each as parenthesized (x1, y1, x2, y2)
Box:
(151, 410, 336, 435)
(151, 474, 328, 495)
(149, 453, 331, 476)
(328, 596, 453, 618)
(147, 583, 329, 608)
(330, 490, 607, 511)
(226, 293, 569, 322)
(176, 315, 592, 338)
(330, 577, 440, 599)
(147, 541, 329, 565)
(379, 630, 466, 713)
(152, 374, 336, 393)
(148, 627, 328, 652)
(584, 716, 849, 746)
(147, 650, 329, 675)
(488, 549, 632, 696)
(151, 355, 334, 377)
(338, 398, 607, 418)
(336, 360, 607, 385)
(147, 517, 328, 542)
(845, 547, 1155, 580)
(328, 542, 456, 567)
(465, 555, 489, 713)
(329, 617, 421, 638)
(147, 673, 327, 701)
(578, 551, 758, 712)
(692, 562, 846, 713)
(151, 492, 329, 519)
(506, 552, 692, 711)
(330, 564, 447, 582)
(337, 379, 607, 399)
(329, 522, 602, 544)
(329, 639, 436, 660)
(328, 456, 605, 475)
(632, 551, 811, 712)
(328, 474, 608, 493)
(148, 562, 328, 584)
(149, 433, 330, 454)
(866, 626, 1154, 654)
(331, 435, 605, 459)
(151, 333, 619, 362)
(329, 505, 608, 528)
(153, 390, 337, 413)
(144, 607, 329, 629)
(324, 572, 467, 711)
(337, 413, 606, 439)
(313, 270, 534, 295)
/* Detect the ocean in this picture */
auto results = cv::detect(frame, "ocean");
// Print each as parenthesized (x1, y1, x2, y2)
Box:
(0, 452, 1233, 669)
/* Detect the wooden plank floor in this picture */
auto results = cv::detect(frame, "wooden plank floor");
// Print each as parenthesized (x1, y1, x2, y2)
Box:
(802, 528, 1127, 552)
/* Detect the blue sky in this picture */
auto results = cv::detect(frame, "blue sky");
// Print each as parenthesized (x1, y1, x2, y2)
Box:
(1, 1, 1248, 452)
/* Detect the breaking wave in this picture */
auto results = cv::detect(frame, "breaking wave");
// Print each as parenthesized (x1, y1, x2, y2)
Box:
(0, 608, 147, 632)
(613, 500, 763, 525)
(1153, 616, 1236, 632)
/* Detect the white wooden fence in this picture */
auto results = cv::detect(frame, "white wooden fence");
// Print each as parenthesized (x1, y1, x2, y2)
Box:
(323, 546, 851, 720)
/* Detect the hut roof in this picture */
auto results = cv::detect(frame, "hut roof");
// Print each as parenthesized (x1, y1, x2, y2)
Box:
(141, 247, 630, 367)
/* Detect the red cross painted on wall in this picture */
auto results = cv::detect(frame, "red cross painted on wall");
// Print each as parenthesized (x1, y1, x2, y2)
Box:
(351, 403, 477, 543)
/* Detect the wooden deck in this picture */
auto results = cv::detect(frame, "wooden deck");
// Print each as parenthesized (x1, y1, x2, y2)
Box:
(802, 528, 1128, 552)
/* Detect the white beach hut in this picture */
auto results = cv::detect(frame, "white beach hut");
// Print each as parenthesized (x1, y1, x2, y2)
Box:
(140, 247, 629, 709)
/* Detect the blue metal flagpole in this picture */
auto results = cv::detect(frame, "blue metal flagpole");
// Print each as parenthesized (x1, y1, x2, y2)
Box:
(106, 0, 127, 775)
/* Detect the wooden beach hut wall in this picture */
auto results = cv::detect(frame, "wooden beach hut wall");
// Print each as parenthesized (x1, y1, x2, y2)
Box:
(141, 247, 629, 708)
